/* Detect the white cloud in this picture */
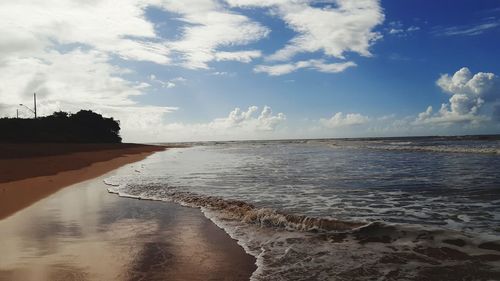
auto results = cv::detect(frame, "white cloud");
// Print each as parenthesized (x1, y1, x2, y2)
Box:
(2, 0, 384, 74)
(171, 77, 187, 83)
(415, 67, 500, 125)
(149, 75, 187, 89)
(320, 112, 370, 128)
(228, 0, 384, 61)
(1, 50, 139, 107)
(165, 82, 176, 88)
(254, 63, 297, 76)
(0, 0, 170, 64)
(254, 60, 356, 76)
(0, 0, 270, 68)
(257, 106, 287, 131)
(377, 114, 396, 121)
(432, 19, 500, 37)
(389, 28, 404, 35)
(126, 105, 286, 142)
(0, 0, 181, 142)
(158, 0, 269, 69)
(436, 67, 498, 99)
(211, 71, 236, 76)
(135, 82, 152, 89)
(416, 106, 433, 122)
(386, 21, 420, 37)
(0, 49, 176, 126)
(210, 105, 286, 131)
(218, 106, 259, 127)
(407, 26, 421, 32)
(215, 50, 262, 63)
(228, 0, 382, 75)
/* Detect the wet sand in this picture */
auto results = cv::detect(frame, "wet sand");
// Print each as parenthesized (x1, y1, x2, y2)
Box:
(0, 143, 165, 219)
(0, 164, 256, 281)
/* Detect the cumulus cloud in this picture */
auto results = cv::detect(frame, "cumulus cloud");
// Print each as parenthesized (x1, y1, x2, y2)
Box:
(320, 112, 370, 128)
(415, 67, 500, 125)
(254, 60, 356, 76)
(126, 105, 286, 142)
(211, 106, 286, 131)
(257, 106, 287, 130)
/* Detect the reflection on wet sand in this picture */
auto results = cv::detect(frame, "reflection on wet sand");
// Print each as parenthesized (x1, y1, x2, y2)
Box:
(0, 171, 256, 281)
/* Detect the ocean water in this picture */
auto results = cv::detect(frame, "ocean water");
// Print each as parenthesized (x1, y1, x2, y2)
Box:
(105, 136, 500, 280)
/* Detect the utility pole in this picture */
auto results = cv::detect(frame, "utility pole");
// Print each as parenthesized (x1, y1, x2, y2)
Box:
(16, 109, 19, 118)
(34, 92, 37, 118)
(19, 93, 37, 119)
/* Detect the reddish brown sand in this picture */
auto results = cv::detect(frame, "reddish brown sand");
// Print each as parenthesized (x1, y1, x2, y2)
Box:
(0, 144, 256, 280)
(0, 143, 165, 219)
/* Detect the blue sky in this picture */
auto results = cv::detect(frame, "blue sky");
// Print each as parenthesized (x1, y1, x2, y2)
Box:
(1, 0, 499, 141)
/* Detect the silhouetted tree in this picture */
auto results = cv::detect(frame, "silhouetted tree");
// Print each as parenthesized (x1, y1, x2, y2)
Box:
(51, 111, 69, 118)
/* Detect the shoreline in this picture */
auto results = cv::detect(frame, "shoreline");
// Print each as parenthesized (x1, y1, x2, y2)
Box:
(0, 143, 165, 220)
(0, 145, 257, 280)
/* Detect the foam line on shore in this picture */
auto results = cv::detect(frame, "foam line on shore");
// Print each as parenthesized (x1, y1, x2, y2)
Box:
(106, 183, 500, 281)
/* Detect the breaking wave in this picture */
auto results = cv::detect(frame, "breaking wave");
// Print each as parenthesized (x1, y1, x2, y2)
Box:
(309, 140, 500, 154)
(106, 182, 500, 281)
(368, 144, 500, 154)
(106, 183, 365, 233)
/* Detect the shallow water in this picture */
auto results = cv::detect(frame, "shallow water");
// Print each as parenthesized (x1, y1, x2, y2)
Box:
(106, 136, 500, 280)
(0, 172, 255, 281)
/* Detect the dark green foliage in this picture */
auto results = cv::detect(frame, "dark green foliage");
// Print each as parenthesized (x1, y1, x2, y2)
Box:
(0, 110, 121, 143)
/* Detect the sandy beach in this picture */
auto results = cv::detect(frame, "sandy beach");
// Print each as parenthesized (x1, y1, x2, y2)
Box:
(0, 143, 165, 219)
(0, 144, 256, 280)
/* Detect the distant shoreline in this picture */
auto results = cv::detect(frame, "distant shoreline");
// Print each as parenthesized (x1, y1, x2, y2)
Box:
(155, 133, 500, 146)
(0, 143, 166, 219)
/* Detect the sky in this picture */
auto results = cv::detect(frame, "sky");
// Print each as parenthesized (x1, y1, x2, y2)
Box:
(1, 0, 499, 142)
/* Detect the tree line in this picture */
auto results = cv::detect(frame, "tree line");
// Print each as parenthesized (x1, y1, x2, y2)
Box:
(0, 110, 121, 143)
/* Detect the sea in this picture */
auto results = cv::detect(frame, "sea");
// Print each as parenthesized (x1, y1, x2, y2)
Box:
(105, 135, 500, 280)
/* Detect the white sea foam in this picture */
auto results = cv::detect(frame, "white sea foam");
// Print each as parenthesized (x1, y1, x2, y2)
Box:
(106, 180, 500, 280)
(371, 144, 500, 154)
(104, 140, 500, 279)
